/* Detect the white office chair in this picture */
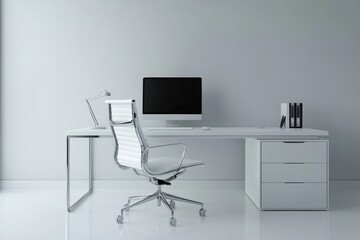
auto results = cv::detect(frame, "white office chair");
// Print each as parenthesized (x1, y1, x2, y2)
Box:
(106, 99, 206, 226)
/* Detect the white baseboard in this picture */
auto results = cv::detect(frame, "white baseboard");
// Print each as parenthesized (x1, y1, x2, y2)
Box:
(2, 180, 357, 191)
(0, 180, 67, 190)
(0, 180, 244, 190)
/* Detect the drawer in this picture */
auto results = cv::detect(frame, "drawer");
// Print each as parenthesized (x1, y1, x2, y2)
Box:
(262, 183, 327, 210)
(262, 141, 327, 163)
(262, 163, 327, 182)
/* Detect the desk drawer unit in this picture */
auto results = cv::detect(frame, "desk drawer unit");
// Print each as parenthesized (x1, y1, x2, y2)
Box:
(262, 141, 327, 163)
(262, 163, 327, 183)
(245, 139, 329, 210)
(262, 182, 327, 210)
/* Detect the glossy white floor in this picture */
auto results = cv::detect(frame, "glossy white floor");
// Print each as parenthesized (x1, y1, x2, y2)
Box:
(1, 181, 360, 240)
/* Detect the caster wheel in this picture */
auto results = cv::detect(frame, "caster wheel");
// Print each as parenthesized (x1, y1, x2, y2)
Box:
(123, 203, 129, 211)
(199, 208, 206, 217)
(116, 215, 124, 224)
(169, 217, 177, 226)
(170, 200, 175, 209)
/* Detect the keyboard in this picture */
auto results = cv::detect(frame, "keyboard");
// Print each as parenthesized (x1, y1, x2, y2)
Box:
(147, 127, 194, 131)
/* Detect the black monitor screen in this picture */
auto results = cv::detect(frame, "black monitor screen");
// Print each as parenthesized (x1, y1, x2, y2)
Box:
(143, 77, 202, 114)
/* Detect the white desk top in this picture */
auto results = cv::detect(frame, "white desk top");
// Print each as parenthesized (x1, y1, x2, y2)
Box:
(66, 127, 328, 138)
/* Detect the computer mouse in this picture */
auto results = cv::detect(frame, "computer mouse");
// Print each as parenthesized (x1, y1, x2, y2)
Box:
(201, 126, 211, 130)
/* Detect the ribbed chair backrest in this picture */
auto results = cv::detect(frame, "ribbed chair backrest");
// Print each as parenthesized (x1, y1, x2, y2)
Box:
(106, 100, 147, 171)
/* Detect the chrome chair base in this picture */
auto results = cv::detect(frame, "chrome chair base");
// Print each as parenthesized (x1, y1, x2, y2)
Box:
(117, 185, 206, 226)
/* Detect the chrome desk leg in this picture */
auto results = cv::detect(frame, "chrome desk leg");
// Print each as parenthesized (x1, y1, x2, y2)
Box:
(88, 138, 93, 192)
(67, 136, 70, 212)
(67, 137, 94, 212)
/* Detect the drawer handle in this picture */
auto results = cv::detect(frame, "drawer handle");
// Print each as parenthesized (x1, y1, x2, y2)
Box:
(284, 182, 305, 184)
(282, 141, 305, 143)
(284, 162, 305, 164)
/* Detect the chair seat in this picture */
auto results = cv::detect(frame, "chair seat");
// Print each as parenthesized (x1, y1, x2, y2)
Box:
(145, 157, 204, 175)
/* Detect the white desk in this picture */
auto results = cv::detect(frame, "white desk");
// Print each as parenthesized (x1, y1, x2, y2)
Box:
(67, 127, 328, 138)
(66, 127, 329, 212)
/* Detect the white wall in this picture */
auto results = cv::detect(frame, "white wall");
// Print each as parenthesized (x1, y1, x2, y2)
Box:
(1, 0, 360, 181)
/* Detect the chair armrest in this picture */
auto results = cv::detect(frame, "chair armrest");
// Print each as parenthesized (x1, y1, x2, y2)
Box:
(143, 143, 187, 173)
(110, 120, 133, 126)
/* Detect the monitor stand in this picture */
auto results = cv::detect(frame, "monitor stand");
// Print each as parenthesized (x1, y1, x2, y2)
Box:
(166, 120, 200, 127)
(145, 120, 183, 127)
(166, 120, 182, 127)
(145, 120, 195, 131)
(143, 120, 199, 129)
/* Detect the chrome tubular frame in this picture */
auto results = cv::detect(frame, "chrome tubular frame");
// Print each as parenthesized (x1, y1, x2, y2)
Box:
(67, 135, 98, 212)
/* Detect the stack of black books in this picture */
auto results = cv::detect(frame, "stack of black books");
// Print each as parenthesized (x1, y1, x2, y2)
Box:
(280, 103, 303, 128)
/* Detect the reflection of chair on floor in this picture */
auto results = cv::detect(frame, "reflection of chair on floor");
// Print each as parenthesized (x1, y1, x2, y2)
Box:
(106, 99, 206, 226)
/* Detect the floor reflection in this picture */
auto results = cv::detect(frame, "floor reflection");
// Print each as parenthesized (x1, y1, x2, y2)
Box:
(2, 182, 359, 240)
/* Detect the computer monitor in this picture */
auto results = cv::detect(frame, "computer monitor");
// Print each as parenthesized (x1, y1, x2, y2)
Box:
(142, 77, 202, 120)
